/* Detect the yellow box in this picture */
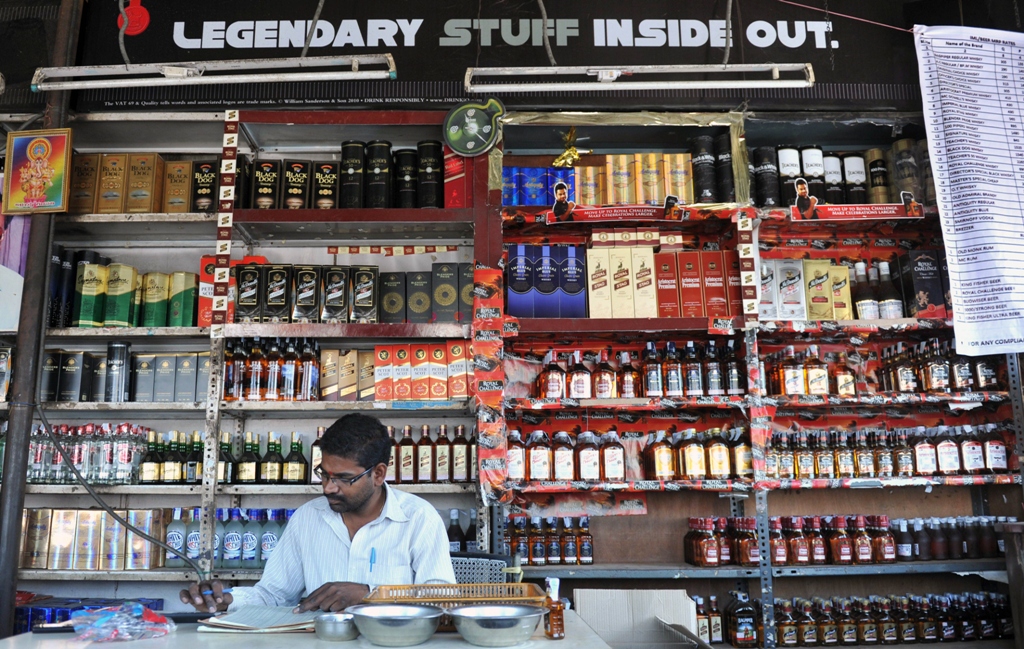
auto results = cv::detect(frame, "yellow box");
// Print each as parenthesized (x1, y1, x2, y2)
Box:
(605, 155, 636, 205)
(663, 153, 694, 205)
(804, 259, 835, 321)
(634, 153, 665, 205)
(47, 509, 78, 570)
(608, 248, 635, 318)
(830, 265, 853, 321)
(125, 153, 166, 213)
(96, 154, 128, 213)
(22, 508, 52, 569)
(162, 161, 192, 213)
(73, 509, 104, 570)
(69, 154, 100, 213)
(99, 510, 128, 571)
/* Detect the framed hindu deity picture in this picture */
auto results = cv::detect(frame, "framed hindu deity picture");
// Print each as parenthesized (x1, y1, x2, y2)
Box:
(2, 128, 72, 215)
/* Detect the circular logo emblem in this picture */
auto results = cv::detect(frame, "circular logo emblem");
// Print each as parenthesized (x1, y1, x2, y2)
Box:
(383, 292, 405, 314)
(434, 284, 457, 307)
(409, 291, 430, 314)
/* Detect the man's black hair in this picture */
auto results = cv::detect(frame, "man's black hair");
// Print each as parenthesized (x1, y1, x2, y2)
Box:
(554, 181, 567, 192)
(795, 178, 808, 187)
(320, 413, 391, 469)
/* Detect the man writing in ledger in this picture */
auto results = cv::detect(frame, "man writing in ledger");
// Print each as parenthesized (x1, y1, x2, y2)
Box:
(180, 414, 456, 613)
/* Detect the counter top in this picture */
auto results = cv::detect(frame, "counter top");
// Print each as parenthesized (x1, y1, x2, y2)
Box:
(1, 611, 611, 649)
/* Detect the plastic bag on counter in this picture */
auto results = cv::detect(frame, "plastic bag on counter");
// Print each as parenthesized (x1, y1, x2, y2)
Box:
(71, 602, 176, 642)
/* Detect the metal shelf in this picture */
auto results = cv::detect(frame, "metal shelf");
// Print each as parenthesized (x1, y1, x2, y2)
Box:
(772, 559, 1006, 577)
(521, 563, 760, 579)
(767, 391, 1009, 408)
(209, 570, 263, 581)
(504, 396, 747, 412)
(223, 323, 468, 340)
(220, 483, 475, 495)
(512, 479, 749, 493)
(232, 209, 475, 243)
(54, 213, 219, 244)
(25, 484, 204, 495)
(39, 402, 208, 418)
(764, 475, 1022, 490)
(46, 327, 209, 342)
(18, 569, 194, 582)
(758, 318, 952, 336)
(220, 400, 471, 418)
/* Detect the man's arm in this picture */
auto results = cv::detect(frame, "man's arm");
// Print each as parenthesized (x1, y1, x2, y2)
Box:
(410, 509, 457, 585)
(228, 518, 306, 609)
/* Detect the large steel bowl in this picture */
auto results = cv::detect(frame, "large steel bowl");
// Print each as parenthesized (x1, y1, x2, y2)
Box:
(314, 612, 359, 642)
(344, 604, 444, 647)
(448, 605, 546, 647)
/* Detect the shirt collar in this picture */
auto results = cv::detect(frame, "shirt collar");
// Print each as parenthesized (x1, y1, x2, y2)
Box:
(379, 483, 409, 523)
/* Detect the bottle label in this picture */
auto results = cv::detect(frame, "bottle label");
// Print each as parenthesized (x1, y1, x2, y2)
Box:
(223, 531, 242, 560)
(898, 367, 917, 392)
(166, 530, 184, 557)
(418, 447, 434, 481)
(621, 374, 637, 398)
(962, 441, 985, 470)
(811, 540, 827, 563)
(896, 451, 915, 475)
(436, 447, 451, 479)
(736, 617, 757, 643)
(856, 450, 875, 475)
(953, 363, 974, 388)
(543, 374, 564, 399)
(773, 542, 788, 563)
(803, 625, 819, 644)
(781, 625, 798, 646)
(985, 441, 1007, 470)
(841, 624, 858, 644)
(569, 373, 591, 399)
(547, 538, 561, 563)
(718, 540, 731, 563)
(734, 446, 753, 476)
(685, 365, 703, 395)
(186, 530, 201, 560)
(747, 544, 760, 562)
(261, 532, 278, 561)
(861, 625, 877, 642)
(594, 375, 615, 399)
(797, 454, 815, 478)
(507, 448, 526, 481)
(837, 453, 855, 477)
(141, 463, 160, 482)
(563, 538, 578, 562)
(450, 541, 462, 552)
(466, 540, 479, 552)
(604, 448, 625, 480)
(878, 299, 903, 319)
(765, 453, 779, 478)
(261, 463, 281, 482)
(940, 622, 956, 640)
(881, 539, 896, 560)
(793, 543, 809, 563)
(654, 447, 675, 479)
(836, 373, 856, 395)
(579, 449, 600, 481)
(238, 463, 256, 482)
(708, 446, 730, 477)
(553, 449, 574, 481)
(821, 624, 837, 644)
(936, 442, 960, 472)
(876, 453, 894, 476)
(915, 445, 937, 473)
(242, 531, 259, 561)
(897, 542, 913, 558)
(856, 298, 880, 320)
(783, 369, 805, 395)
(284, 462, 305, 482)
(665, 367, 683, 397)
(452, 447, 469, 481)
(646, 368, 664, 396)
(684, 446, 707, 476)
(928, 364, 949, 389)
(855, 540, 872, 562)
(710, 616, 724, 643)
(529, 449, 551, 480)
(837, 544, 852, 560)
(579, 539, 594, 563)
(880, 623, 897, 642)
(900, 623, 916, 642)
(816, 453, 834, 477)
(779, 454, 795, 477)
(806, 368, 829, 394)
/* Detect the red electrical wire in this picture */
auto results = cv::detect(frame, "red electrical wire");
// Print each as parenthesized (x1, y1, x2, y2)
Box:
(774, 0, 914, 33)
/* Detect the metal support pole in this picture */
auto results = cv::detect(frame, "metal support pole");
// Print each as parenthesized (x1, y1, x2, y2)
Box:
(0, 0, 83, 637)
(755, 490, 776, 648)
(730, 495, 749, 595)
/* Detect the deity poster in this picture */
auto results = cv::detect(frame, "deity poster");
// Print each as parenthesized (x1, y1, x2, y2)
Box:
(2, 129, 72, 215)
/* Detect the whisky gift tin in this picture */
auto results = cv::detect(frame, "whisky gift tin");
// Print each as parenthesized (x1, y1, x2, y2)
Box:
(365, 140, 393, 209)
(417, 140, 443, 208)
(340, 141, 365, 208)
(394, 149, 418, 208)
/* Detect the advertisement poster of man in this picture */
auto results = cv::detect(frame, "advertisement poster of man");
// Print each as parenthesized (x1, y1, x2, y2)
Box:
(793, 178, 819, 220)
(552, 181, 577, 221)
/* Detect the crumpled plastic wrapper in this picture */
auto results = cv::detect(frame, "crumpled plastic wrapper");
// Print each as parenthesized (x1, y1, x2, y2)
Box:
(72, 602, 176, 642)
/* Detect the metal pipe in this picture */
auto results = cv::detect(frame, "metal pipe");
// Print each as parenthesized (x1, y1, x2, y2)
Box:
(467, 79, 814, 93)
(468, 63, 811, 76)
(34, 69, 396, 92)
(0, 0, 83, 637)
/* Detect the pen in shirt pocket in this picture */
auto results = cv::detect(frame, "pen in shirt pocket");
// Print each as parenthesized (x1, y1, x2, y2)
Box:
(370, 547, 377, 573)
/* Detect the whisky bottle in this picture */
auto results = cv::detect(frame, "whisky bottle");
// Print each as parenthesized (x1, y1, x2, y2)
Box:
(416, 425, 436, 483)
(876, 262, 904, 319)
(538, 350, 566, 399)
(706, 428, 732, 479)
(934, 425, 961, 476)
(804, 345, 829, 395)
(280, 338, 300, 401)
(780, 346, 805, 396)
(575, 431, 600, 483)
(260, 432, 284, 484)
(451, 424, 470, 482)
(552, 431, 575, 481)
(222, 340, 238, 401)
(834, 430, 856, 478)
(646, 430, 676, 480)
(567, 350, 592, 399)
(618, 351, 642, 398)
(264, 338, 283, 401)
(244, 337, 267, 401)
(592, 350, 618, 399)
(282, 431, 308, 484)
(310, 426, 325, 483)
(161, 431, 185, 484)
(505, 429, 526, 482)
(601, 430, 626, 482)
(184, 431, 203, 484)
(526, 431, 552, 482)
(853, 262, 880, 320)
(705, 340, 725, 397)
(435, 424, 452, 483)
(683, 340, 704, 397)
(139, 430, 162, 484)
(813, 430, 836, 479)
(235, 431, 260, 484)
(643, 342, 664, 398)
(793, 430, 816, 480)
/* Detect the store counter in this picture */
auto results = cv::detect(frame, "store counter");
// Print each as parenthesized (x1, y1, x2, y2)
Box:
(0, 611, 611, 649)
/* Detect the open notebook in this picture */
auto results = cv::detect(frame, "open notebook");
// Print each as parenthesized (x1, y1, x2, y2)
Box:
(198, 606, 320, 633)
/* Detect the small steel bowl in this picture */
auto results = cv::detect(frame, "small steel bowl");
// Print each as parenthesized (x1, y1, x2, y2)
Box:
(314, 613, 359, 642)
(345, 604, 444, 647)
(448, 605, 546, 647)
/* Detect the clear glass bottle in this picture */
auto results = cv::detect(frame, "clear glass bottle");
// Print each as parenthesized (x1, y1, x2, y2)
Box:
(618, 351, 642, 398)
(526, 431, 552, 482)
(244, 337, 267, 401)
(538, 350, 566, 399)
(263, 338, 283, 401)
(567, 350, 592, 399)
(643, 342, 664, 398)
(664, 342, 684, 398)
(280, 338, 300, 401)
(575, 431, 601, 483)
(592, 350, 617, 399)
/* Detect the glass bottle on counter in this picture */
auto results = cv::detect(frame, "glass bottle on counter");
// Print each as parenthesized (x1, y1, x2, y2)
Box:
(830, 516, 854, 565)
(592, 350, 617, 399)
(258, 433, 282, 484)
(505, 429, 525, 482)
(544, 578, 566, 640)
(551, 431, 575, 482)
(643, 342, 664, 398)
(575, 431, 600, 483)
(853, 262, 880, 320)
(709, 596, 725, 644)
(539, 351, 566, 399)
(526, 431, 552, 482)
(567, 350, 592, 399)
(415, 425, 435, 483)
(663, 342, 684, 398)
(162, 432, 185, 484)
(601, 430, 626, 482)
(797, 601, 819, 647)
(383, 426, 396, 483)
(297, 339, 320, 401)
(618, 351, 642, 398)
(725, 340, 746, 396)
(852, 516, 873, 564)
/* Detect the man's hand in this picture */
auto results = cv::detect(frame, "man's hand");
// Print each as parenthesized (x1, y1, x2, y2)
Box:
(294, 582, 370, 613)
(179, 580, 233, 614)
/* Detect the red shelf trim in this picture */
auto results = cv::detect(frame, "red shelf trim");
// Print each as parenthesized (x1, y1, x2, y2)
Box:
(511, 479, 751, 493)
(233, 208, 475, 224)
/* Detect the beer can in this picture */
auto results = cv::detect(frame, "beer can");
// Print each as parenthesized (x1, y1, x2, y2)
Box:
(340, 141, 365, 209)
(393, 149, 418, 209)
(365, 140, 393, 209)
(663, 153, 694, 205)
(690, 135, 718, 203)
(105, 342, 131, 403)
(520, 167, 548, 206)
(842, 154, 867, 204)
(634, 153, 665, 205)
(574, 166, 602, 206)
(416, 140, 443, 208)
(501, 166, 519, 206)
(550, 168, 575, 203)
(752, 147, 781, 208)
(714, 133, 735, 203)
(823, 153, 846, 205)
(605, 155, 636, 205)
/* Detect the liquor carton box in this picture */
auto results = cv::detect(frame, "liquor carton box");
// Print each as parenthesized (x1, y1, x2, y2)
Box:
(393, 344, 412, 400)
(320, 348, 339, 401)
(374, 345, 394, 402)
(263, 265, 293, 323)
(575, 165, 603, 205)
(46, 510, 78, 570)
(830, 265, 853, 320)
(73, 510, 105, 570)
(39, 351, 60, 402)
(282, 160, 311, 209)
(411, 343, 431, 400)
(429, 343, 449, 400)
(804, 259, 834, 320)
(153, 354, 177, 403)
(776, 258, 808, 321)
(98, 510, 128, 571)
(320, 266, 350, 323)
(69, 154, 100, 213)
(234, 264, 263, 323)
(131, 354, 156, 402)
(73, 263, 109, 328)
(634, 153, 665, 205)
(190, 160, 219, 212)
(199, 255, 244, 327)
(380, 272, 407, 324)
(141, 272, 170, 327)
(91, 354, 108, 402)
(196, 353, 211, 400)
(586, 248, 612, 319)
(312, 161, 340, 209)
(350, 266, 379, 323)
(677, 252, 704, 317)
(660, 232, 684, 252)
(125, 509, 165, 570)
(406, 271, 432, 324)
(592, 229, 615, 247)
(631, 247, 657, 318)
(759, 259, 778, 320)
(21, 509, 52, 569)
(357, 350, 375, 401)
(338, 349, 358, 402)
(168, 271, 197, 327)
(161, 161, 192, 213)
(939, 248, 952, 317)
(605, 154, 636, 205)
(291, 265, 321, 323)
(558, 246, 587, 318)
(654, 252, 681, 318)
(608, 248, 635, 319)
(533, 247, 559, 319)
(443, 144, 468, 208)
(251, 159, 282, 209)
(103, 264, 138, 328)
(447, 340, 469, 400)
(506, 244, 534, 318)
(575, 589, 697, 649)
(897, 249, 948, 319)
(431, 263, 460, 323)
(174, 353, 199, 403)
(96, 154, 128, 213)
(0, 347, 11, 402)
(700, 252, 729, 318)
(235, 155, 252, 210)
(637, 227, 660, 247)
(125, 153, 165, 213)
(57, 352, 94, 403)
(724, 250, 744, 317)
(458, 262, 474, 323)
(615, 228, 637, 247)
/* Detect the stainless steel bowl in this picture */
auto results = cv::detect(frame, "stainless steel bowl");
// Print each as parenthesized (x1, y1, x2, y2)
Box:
(344, 604, 444, 647)
(448, 605, 546, 647)
(314, 613, 359, 642)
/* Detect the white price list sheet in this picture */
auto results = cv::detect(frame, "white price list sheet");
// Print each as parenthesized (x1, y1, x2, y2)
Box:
(915, 24, 1024, 356)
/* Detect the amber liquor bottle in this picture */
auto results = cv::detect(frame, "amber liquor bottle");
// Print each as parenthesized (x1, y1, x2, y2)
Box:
(567, 350, 592, 399)
(397, 425, 417, 483)
(538, 350, 566, 399)
(435, 424, 452, 483)
(416, 425, 436, 483)
(618, 351, 642, 398)
(592, 350, 618, 399)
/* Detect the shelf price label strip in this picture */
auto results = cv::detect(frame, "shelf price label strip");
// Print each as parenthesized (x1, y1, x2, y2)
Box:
(211, 110, 240, 338)
(326, 245, 462, 256)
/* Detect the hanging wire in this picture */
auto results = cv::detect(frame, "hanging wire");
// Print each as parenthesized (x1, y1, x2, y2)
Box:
(772, 0, 912, 33)
(958, 0, 965, 26)
(822, 0, 835, 72)
(722, 0, 734, 65)
(301, 0, 327, 59)
(536, 0, 557, 66)
(117, 0, 131, 66)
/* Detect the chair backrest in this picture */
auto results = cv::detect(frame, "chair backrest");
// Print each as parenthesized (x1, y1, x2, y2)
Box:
(449, 552, 514, 584)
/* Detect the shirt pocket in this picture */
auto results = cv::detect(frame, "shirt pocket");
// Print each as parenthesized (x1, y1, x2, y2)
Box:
(368, 563, 413, 587)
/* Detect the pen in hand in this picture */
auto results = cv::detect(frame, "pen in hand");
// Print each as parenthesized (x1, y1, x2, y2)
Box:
(201, 587, 234, 596)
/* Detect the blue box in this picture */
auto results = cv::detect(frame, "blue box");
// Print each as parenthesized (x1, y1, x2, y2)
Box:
(559, 246, 588, 318)
(14, 607, 33, 634)
(502, 167, 519, 206)
(520, 168, 547, 206)
(506, 244, 534, 318)
(550, 168, 575, 203)
(533, 245, 560, 318)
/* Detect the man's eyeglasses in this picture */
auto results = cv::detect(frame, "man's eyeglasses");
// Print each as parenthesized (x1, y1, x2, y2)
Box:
(313, 465, 373, 487)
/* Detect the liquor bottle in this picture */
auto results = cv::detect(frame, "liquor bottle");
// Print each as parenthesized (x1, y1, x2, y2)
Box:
(538, 350, 566, 399)
(705, 340, 725, 397)
(895, 519, 914, 562)
(309, 426, 325, 483)
(727, 592, 759, 648)
(511, 517, 529, 563)
(578, 516, 594, 564)
(780, 346, 805, 396)
(737, 518, 761, 568)
(244, 337, 267, 401)
(813, 430, 836, 479)
(646, 430, 676, 480)
(851, 516, 873, 564)
(260, 432, 284, 484)
(769, 517, 789, 566)
(235, 431, 260, 484)
(567, 350, 592, 399)
(433, 424, 451, 483)
(575, 431, 601, 483)
(807, 516, 828, 565)
(804, 345, 829, 395)
(228, 339, 247, 402)
(785, 516, 810, 565)
(241, 509, 263, 569)
(854, 598, 878, 644)
(468, 427, 479, 484)
(684, 341, 705, 397)
(973, 354, 1001, 390)
(875, 262, 904, 319)
(280, 338, 300, 401)
(551, 431, 575, 481)
(872, 515, 896, 563)
(853, 262, 880, 320)
(929, 517, 949, 559)
(560, 517, 579, 565)
(165, 508, 186, 568)
(643, 342, 664, 398)
(264, 338, 283, 401)
(982, 423, 1008, 473)
(731, 429, 753, 479)
(716, 518, 733, 565)
(618, 351, 642, 398)
(545, 517, 561, 565)
(696, 597, 711, 643)
(817, 600, 839, 646)
(447, 509, 465, 553)
(185, 507, 202, 565)
(724, 340, 746, 396)
(709, 596, 725, 644)
(830, 516, 854, 565)
(934, 425, 961, 475)
(706, 429, 732, 479)
(282, 431, 308, 484)
(836, 600, 858, 646)
(776, 600, 799, 646)
(221, 508, 244, 569)
(451, 425, 470, 482)
(544, 578, 566, 640)
(873, 429, 894, 478)
(592, 350, 617, 399)
(416, 425, 435, 483)
(680, 429, 707, 480)
(217, 431, 235, 484)
(664, 342, 684, 398)
(383, 425, 397, 483)
(184, 431, 202, 484)
(924, 338, 950, 393)
(876, 599, 898, 645)
(223, 340, 238, 401)
(526, 431, 552, 482)
(798, 601, 820, 647)
(793, 430, 815, 480)
(505, 429, 525, 482)
(935, 597, 956, 642)
(853, 430, 876, 478)
(139, 430, 162, 484)
(916, 598, 938, 642)
(776, 430, 796, 480)
(601, 430, 626, 482)
(527, 516, 546, 566)
(764, 431, 780, 479)
(297, 338, 320, 401)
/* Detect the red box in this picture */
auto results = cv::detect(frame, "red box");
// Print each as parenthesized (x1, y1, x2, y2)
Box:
(443, 145, 472, 208)
(393, 344, 411, 401)
(654, 252, 681, 318)
(411, 343, 431, 400)
(374, 345, 394, 402)
(723, 250, 743, 317)
(615, 228, 637, 247)
(592, 229, 615, 247)
(199, 255, 268, 327)
(701, 251, 729, 318)
(447, 340, 469, 400)
(637, 227, 659, 247)
(429, 344, 449, 401)
(677, 252, 705, 317)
